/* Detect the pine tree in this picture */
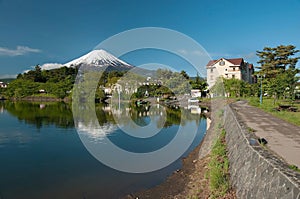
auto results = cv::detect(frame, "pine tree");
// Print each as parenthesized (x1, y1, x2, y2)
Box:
(256, 45, 300, 102)
(256, 45, 299, 78)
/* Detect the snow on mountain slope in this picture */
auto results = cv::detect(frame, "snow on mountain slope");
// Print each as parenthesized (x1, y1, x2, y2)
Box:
(64, 49, 133, 68)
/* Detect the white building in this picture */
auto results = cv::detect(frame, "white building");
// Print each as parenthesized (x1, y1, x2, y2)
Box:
(0, 82, 8, 88)
(206, 58, 254, 88)
(191, 89, 201, 98)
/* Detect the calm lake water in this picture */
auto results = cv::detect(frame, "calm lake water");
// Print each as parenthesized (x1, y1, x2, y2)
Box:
(0, 101, 206, 199)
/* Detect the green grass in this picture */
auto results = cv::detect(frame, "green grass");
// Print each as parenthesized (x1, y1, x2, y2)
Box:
(247, 127, 256, 133)
(208, 129, 230, 198)
(288, 164, 300, 172)
(247, 97, 300, 126)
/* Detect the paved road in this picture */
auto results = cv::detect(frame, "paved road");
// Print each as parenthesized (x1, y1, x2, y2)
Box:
(231, 101, 300, 168)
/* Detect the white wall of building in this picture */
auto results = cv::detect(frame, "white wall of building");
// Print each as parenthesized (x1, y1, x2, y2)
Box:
(206, 58, 252, 88)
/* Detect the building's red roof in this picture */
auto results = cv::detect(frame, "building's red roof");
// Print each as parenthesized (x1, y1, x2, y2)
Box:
(228, 58, 244, 65)
(206, 60, 217, 66)
(206, 58, 244, 67)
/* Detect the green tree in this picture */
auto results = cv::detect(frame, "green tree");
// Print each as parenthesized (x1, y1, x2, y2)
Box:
(223, 78, 247, 97)
(156, 69, 173, 80)
(256, 45, 299, 78)
(5, 79, 39, 98)
(190, 73, 207, 92)
(256, 45, 299, 101)
(180, 70, 189, 80)
(164, 72, 191, 95)
(95, 88, 106, 102)
(267, 68, 299, 103)
(34, 65, 45, 82)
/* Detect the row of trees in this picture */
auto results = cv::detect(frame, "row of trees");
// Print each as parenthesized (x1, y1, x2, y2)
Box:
(4, 66, 77, 99)
(1, 66, 130, 99)
(256, 45, 299, 102)
(2, 64, 208, 101)
(132, 69, 207, 99)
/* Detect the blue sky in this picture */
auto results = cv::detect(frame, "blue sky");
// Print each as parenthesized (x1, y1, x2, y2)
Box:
(0, 0, 300, 78)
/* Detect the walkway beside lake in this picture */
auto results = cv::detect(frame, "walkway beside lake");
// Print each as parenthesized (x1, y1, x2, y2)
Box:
(231, 101, 300, 168)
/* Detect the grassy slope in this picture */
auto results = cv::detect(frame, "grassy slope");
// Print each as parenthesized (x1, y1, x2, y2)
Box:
(208, 129, 230, 198)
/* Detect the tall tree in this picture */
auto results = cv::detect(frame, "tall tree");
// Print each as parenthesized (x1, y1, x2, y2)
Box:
(33, 65, 46, 82)
(256, 45, 300, 102)
(256, 45, 299, 78)
(180, 70, 189, 80)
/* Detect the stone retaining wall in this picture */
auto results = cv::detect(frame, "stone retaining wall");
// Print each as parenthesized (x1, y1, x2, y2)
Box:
(224, 104, 300, 199)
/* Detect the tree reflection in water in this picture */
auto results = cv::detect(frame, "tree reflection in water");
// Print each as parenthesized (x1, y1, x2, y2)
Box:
(2, 101, 206, 133)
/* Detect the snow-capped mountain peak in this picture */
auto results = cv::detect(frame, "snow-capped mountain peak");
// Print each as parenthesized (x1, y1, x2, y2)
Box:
(64, 49, 132, 68)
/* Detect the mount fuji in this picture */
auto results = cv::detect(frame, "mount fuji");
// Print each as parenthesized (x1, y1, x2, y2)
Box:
(64, 49, 133, 70)
(39, 49, 154, 76)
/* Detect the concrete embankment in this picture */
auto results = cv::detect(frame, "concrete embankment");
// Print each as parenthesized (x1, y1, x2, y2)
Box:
(224, 103, 300, 199)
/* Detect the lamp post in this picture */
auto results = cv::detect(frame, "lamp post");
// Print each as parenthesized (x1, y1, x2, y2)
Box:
(257, 74, 265, 105)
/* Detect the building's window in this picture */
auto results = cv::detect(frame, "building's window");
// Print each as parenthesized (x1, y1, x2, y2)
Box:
(232, 74, 235, 79)
(219, 61, 225, 66)
(225, 74, 228, 78)
(211, 68, 213, 73)
(225, 68, 227, 71)
(233, 67, 235, 71)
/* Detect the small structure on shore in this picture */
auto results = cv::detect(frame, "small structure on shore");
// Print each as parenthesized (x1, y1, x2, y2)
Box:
(38, 89, 46, 94)
(191, 89, 201, 98)
(0, 81, 8, 88)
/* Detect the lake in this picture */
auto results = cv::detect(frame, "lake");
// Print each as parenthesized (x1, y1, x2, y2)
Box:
(0, 101, 206, 199)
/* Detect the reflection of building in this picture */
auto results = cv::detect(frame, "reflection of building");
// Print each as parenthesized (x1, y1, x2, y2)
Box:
(39, 104, 46, 109)
(188, 105, 201, 114)
(206, 58, 254, 88)
(106, 82, 138, 95)
(104, 87, 112, 94)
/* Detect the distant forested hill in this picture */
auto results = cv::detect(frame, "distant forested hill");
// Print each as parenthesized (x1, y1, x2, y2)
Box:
(0, 78, 15, 83)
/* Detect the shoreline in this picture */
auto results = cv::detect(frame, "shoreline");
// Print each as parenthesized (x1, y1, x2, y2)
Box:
(3, 96, 71, 102)
(124, 99, 234, 199)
